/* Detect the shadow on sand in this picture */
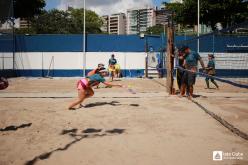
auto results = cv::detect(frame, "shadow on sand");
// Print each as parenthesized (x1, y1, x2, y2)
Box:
(0, 123, 32, 132)
(25, 128, 125, 165)
(84, 101, 121, 108)
(84, 101, 139, 108)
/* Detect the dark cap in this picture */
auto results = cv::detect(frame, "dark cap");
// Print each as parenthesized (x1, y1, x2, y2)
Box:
(208, 54, 215, 58)
(99, 67, 106, 71)
(99, 69, 108, 73)
(179, 45, 189, 52)
(98, 63, 104, 67)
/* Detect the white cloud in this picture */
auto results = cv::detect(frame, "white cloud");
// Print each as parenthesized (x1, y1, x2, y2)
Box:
(57, 0, 153, 15)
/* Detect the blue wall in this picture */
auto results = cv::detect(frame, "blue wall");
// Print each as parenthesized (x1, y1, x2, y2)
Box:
(1, 34, 247, 78)
(0, 34, 164, 52)
(1, 34, 247, 52)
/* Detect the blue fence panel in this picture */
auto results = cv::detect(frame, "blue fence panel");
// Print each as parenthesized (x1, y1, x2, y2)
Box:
(87, 34, 145, 52)
(0, 34, 247, 52)
(0, 34, 14, 52)
(15, 34, 83, 52)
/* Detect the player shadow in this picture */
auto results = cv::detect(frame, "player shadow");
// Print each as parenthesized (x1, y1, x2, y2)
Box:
(205, 87, 218, 90)
(193, 94, 207, 98)
(84, 101, 140, 108)
(112, 79, 122, 81)
(25, 128, 125, 165)
(84, 101, 121, 108)
(0, 123, 32, 132)
(82, 128, 102, 133)
(129, 104, 139, 107)
(60, 128, 78, 135)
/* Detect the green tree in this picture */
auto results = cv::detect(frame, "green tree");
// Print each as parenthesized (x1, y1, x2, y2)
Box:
(201, 0, 248, 29)
(68, 8, 103, 34)
(163, 2, 184, 25)
(0, 0, 45, 23)
(14, 0, 45, 26)
(32, 9, 73, 34)
(0, 0, 13, 23)
(163, 0, 248, 30)
(14, 0, 45, 18)
(31, 8, 103, 34)
(146, 25, 165, 35)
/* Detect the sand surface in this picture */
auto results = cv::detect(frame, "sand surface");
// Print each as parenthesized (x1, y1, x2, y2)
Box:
(0, 77, 247, 165)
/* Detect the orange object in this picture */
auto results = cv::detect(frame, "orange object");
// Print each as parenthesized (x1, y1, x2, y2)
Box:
(87, 69, 97, 76)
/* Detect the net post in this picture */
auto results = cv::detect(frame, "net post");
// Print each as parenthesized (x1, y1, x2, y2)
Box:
(145, 56, 148, 78)
(144, 35, 148, 78)
(166, 22, 174, 94)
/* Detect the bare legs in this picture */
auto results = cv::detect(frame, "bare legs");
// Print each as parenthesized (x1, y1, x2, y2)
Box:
(180, 83, 193, 100)
(205, 77, 219, 89)
(68, 87, 94, 110)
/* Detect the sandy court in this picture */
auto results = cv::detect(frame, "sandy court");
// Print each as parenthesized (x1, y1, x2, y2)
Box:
(0, 77, 248, 165)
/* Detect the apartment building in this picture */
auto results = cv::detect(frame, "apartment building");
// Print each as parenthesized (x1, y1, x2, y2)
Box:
(155, 9, 170, 26)
(101, 15, 109, 33)
(126, 7, 156, 34)
(108, 13, 126, 35)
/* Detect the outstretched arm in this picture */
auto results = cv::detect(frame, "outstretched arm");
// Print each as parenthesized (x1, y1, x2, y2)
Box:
(103, 81, 123, 87)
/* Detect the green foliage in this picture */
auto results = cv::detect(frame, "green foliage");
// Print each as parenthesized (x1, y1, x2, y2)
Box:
(31, 8, 103, 34)
(68, 8, 103, 34)
(165, 2, 185, 25)
(163, 0, 248, 29)
(14, 0, 45, 19)
(15, 27, 36, 34)
(0, 0, 45, 24)
(146, 25, 165, 35)
(0, 0, 13, 23)
(201, 0, 248, 29)
(32, 9, 73, 34)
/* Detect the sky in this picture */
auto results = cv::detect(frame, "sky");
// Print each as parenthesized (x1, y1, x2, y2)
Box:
(45, 0, 170, 16)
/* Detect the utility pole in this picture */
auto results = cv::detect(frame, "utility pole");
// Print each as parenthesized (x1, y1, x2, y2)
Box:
(166, 12, 174, 94)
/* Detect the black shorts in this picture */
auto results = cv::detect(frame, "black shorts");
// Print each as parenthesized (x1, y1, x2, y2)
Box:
(182, 71, 196, 86)
(176, 69, 184, 79)
(0, 77, 9, 90)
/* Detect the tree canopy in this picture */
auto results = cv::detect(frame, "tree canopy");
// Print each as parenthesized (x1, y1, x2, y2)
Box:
(164, 0, 248, 29)
(68, 8, 103, 34)
(14, 0, 46, 19)
(31, 8, 103, 34)
(0, 0, 45, 23)
(146, 25, 165, 35)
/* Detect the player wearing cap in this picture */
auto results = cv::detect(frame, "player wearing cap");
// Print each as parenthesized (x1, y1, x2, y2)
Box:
(108, 54, 117, 81)
(180, 46, 205, 99)
(205, 54, 219, 89)
(87, 63, 105, 76)
(68, 69, 123, 110)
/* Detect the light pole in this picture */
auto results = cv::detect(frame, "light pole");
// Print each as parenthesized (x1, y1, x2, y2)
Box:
(197, 0, 200, 53)
(11, 0, 15, 71)
(83, 0, 86, 76)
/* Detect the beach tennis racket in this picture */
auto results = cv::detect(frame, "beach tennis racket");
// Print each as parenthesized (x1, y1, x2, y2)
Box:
(123, 85, 136, 94)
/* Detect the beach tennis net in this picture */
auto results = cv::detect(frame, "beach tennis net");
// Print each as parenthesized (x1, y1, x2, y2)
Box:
(175, 21, 248, 88)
